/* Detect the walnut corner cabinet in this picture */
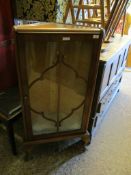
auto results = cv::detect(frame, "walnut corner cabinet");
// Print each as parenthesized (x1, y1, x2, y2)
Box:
(14, 23, 103, 152)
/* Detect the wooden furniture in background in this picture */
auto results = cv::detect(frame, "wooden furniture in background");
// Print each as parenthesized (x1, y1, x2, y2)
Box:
(105, 0, 129, 41)
(64, 0, 129, 41)
(0, 0, 22, 155)
(75, 0, 106, 28)
(88, 35, 131, 136)
(63, 0, 76, 24)
(106, 0, 116, 15)
(0, 86, 21, 155)
(14, 23, 103, 154)
(63, 0, 106, 28)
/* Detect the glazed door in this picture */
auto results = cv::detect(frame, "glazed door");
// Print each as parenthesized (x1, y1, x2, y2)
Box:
(19, 34, 93, 136)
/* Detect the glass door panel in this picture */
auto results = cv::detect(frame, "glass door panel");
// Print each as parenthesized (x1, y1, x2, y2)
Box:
(25, 41, 59, 135)
(24, 38, 92, 135)
(58, 42, 92, 131)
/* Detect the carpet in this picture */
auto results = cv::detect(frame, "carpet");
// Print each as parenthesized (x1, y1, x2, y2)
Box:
(0, 71, 131, 175)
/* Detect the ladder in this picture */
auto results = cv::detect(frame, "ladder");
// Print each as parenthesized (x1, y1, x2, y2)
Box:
(63, 0, 106, 28)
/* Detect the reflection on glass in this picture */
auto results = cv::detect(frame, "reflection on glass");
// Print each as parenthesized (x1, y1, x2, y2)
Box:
(25, 39, 92, 135)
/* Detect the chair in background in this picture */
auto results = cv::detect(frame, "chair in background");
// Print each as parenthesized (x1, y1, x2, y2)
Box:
(63, 0, 129, 42)
(63, 0, 108, 28)
(0, 86, 21, 155)
(63, 0, 76, 24)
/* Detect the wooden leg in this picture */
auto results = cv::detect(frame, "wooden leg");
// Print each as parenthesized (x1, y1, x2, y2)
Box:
(121, 9, 126, 37)
(24, 145, 33, 161)
(81, 133, 90, 146)
(6, 121, 17, 155)
(63, 1, 70, 23)
(76, 0, 82, 20)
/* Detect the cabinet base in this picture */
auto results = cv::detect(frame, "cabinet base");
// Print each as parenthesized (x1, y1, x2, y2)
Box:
(23, 132, 90, 160)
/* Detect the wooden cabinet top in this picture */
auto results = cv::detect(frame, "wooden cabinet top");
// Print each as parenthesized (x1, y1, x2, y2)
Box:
(100, 34, 131, 62)
(14, 22, 102, 34)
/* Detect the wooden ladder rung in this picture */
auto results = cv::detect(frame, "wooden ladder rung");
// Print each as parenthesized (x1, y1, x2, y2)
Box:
(73, 4, 101, 10)
(76, 18, 108, 24)
(76, 18, 102, 24)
